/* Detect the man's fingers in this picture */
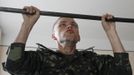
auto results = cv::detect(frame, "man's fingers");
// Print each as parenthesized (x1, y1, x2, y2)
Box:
(23, 6, 37, 14)
(31, 6, 40, 14)
(101, 14, 106, 21)
(102, 13, 114, 22)
(29, 6, 33, 14)
(23, 6, 30, 13)
(105, 14, 113, 20)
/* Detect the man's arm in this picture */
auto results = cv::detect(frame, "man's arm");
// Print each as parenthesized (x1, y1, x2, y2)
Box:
(101, 14, 125, 53)
(5, 6, 40, 74)
(7, 6, 40, 61)
(15, 6, 40, 43)
(99, 14, 132, 75)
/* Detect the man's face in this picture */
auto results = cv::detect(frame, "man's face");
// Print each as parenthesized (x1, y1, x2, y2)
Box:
(52, 17, 80, 44)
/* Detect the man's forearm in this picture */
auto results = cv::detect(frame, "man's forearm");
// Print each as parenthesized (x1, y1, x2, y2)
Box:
(15, 22, 33, 43)
(106, 30, 125, 53)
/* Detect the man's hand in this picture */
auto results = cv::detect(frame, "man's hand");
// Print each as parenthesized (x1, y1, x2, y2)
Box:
(101, 14, 116, 32)
(22, 6, 40, 27)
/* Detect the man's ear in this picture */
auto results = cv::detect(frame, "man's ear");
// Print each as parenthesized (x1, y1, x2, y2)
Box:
(52, 33, 57, 40)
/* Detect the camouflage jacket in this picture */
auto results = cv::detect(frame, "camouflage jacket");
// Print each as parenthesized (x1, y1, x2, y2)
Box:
(3, 43, 132, 75)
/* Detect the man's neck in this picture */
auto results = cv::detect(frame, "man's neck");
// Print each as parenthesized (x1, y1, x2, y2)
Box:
(58, 40, 77, 55)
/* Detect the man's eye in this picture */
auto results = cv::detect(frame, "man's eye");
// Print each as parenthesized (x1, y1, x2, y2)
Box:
(72, 24, 78, 28)
(59, 24, 66, 27)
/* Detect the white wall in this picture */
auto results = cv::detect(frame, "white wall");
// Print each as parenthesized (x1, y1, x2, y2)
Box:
(0, 28, 2, 75)
(0, 0, 134, 50)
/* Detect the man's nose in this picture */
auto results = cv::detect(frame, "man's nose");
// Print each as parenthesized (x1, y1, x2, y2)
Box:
(67, 25, 73, 29)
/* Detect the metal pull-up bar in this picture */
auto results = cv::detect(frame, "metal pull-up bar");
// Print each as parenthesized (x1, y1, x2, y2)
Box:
(0, 7, 134, 23)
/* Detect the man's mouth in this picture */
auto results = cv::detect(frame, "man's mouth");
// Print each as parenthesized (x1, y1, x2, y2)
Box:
(66, 30, 74, 33)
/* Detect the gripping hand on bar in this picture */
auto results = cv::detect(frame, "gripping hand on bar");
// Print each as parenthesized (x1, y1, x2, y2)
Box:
(0, 6, 134, 23)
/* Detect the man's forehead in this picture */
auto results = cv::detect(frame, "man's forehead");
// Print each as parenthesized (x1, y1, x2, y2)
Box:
(53, 17, 78, 31)
(53, 17, 77, 29)
(57, 17, 75, 23)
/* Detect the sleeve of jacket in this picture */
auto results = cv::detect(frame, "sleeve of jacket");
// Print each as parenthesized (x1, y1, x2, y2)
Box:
(93, 52, 132, 75)
(5, 43, 43, 75)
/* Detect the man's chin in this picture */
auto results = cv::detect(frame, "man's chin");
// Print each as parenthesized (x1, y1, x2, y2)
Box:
(60, 39, 78, 43)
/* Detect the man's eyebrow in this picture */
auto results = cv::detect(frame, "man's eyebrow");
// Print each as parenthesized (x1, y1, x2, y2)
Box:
(59, 21, 67, 23)
(71, 22, 77, 24)
(72, 22, 78, 26)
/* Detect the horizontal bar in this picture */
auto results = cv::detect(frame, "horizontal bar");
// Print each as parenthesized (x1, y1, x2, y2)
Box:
(0, 7, 134, 23)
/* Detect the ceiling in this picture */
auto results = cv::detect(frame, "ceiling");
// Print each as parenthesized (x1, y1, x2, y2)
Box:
(0, 0, 134, 51)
